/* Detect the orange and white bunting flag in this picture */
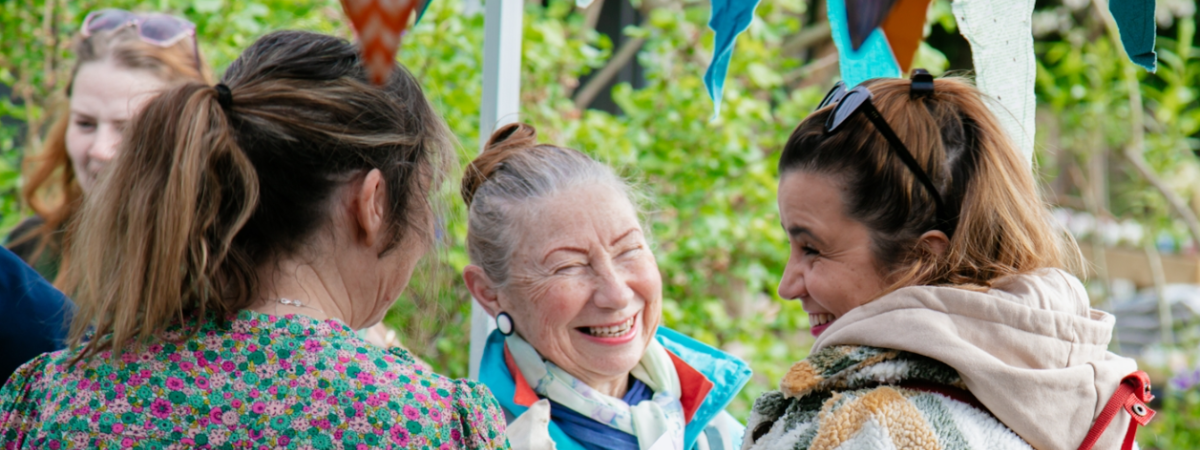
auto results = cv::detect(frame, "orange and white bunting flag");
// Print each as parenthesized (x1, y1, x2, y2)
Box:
(340, 0, 421, 85)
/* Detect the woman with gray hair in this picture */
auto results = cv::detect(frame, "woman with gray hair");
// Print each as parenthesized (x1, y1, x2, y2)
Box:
(463, 123, 751, 450)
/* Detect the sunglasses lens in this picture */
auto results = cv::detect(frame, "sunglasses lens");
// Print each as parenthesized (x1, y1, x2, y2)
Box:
(818, 82, 847, 109)
(138, 15, 194, 45)
(85, 9, 136, 34)
(827, 89, 869, 131)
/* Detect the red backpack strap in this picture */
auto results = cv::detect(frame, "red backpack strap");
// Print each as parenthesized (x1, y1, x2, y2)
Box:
(1077, 371, 1156, 450)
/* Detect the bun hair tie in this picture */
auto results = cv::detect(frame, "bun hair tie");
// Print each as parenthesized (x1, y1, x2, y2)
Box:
(214, 84, 234, 110)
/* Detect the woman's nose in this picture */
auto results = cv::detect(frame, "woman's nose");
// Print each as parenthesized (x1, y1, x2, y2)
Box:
(592, 261, 634, 310)
(777, 258, 808, 300)
(89, 125, 122, 163)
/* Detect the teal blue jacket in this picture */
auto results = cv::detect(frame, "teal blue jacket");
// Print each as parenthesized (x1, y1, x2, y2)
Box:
(479, 327, 752, 450)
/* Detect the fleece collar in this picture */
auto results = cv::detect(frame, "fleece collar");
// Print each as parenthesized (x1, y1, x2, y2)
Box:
(810, 269, 1140, 450)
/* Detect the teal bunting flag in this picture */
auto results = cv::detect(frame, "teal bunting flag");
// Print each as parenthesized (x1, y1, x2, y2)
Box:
(1109, 0, 1157, 71)
(827, 0, 900, 88)
(704, 0, 763, 119)
(416, 0, 433, 23)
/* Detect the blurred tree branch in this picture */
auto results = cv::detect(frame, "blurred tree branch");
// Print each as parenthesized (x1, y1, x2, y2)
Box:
(781, 21, 830, 56)
(573, 21, 647, 109)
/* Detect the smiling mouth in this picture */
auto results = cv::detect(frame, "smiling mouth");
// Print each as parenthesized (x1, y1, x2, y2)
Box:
(809, 313, 835, 327)
(579, 316, 636, 338)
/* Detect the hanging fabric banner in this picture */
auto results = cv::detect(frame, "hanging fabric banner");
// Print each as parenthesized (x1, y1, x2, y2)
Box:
(827, 0, 900, 88)
(1109, 0, 1158, 71)
(704, 0, 763, 118)
(341, 0, 434, 85)
(952, 0, 1036, 163)
(845, 0, 898, 50)
(880, 0, 933, 74)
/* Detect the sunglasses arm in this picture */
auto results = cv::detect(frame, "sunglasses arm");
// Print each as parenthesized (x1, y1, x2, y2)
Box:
(858, 102, 949, 228)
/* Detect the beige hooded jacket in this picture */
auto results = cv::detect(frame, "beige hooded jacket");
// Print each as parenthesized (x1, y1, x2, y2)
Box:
(810, 268, 1139, 450)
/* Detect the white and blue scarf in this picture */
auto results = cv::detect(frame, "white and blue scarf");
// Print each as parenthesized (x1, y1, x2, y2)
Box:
(506, 334, 687, 450)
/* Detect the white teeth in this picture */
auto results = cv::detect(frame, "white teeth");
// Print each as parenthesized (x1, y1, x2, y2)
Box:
(587, 316, 636, 337)
(809, 313, 835, 327)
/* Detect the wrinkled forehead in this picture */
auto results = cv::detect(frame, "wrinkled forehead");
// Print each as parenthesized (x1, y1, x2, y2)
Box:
(511, 182, 644, 259)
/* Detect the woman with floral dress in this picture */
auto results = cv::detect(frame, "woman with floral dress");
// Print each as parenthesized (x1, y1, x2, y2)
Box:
(0, 30, 508, 449)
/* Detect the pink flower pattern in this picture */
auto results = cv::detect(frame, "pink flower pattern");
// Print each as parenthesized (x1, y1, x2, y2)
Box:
(0, 310, 508, 449)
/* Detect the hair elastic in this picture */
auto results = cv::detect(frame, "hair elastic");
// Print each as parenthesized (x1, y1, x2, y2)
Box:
(214, 84, 233, 110)
(910, 68, 934, 97)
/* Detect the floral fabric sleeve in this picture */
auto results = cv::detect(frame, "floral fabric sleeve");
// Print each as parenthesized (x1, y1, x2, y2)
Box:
(453, 379, 509, 449)
(0, 312, 513, 450)
(0, 354, 51, 446)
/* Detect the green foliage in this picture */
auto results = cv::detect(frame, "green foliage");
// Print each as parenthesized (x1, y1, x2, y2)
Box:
(1140, 387, 1200, 449)
(1034, 6, 1200, 248)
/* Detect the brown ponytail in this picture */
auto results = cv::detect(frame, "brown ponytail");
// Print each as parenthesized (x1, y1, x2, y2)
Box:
(63, 83, 257, 360)
(62, 30, 453, 360)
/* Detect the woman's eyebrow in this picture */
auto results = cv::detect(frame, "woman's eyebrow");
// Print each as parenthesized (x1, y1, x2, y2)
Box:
(542, 246, 587, 264)
(786, 225, 825, 246)
(609, 227, 641, 246)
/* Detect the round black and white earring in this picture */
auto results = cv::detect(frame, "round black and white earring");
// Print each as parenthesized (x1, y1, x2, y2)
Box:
(496, 312, 515, 336)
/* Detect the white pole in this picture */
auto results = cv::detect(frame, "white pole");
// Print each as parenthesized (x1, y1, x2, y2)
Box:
(469, 0, 523, 380)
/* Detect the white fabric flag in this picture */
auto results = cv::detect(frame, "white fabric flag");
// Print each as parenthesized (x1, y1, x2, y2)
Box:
(952, 0, 1037, 165)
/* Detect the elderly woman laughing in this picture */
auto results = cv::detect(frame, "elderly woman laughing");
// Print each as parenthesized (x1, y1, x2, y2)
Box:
(462, 123, 751, 450)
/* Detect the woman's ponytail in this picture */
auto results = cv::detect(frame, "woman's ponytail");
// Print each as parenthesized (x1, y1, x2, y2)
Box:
(63, 82, 260, 359)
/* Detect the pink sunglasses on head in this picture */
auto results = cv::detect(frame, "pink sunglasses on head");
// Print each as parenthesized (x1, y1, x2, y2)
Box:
(81, 9, 202, 72)
(81, 9, 197, 47)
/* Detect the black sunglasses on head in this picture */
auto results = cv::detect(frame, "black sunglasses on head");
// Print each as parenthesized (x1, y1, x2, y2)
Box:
(816, 69, 951, 235)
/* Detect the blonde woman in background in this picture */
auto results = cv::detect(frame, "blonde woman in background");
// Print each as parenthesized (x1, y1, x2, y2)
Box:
(0, 8, 207, 387)
(8, 9, 209, 280)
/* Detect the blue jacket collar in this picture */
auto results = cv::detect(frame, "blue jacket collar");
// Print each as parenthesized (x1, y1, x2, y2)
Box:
(478, 327, 752, 450)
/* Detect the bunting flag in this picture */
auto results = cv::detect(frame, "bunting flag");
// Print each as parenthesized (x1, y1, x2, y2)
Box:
(828, 0, 900, 88)
(880, 0, 932, 74)
(340, 0, 433, 85)
(953, 0, 1037, 163)
(704, 0, 763, 118)
(1109, 0, 1157, 71)
(841, 0, 930, 74)
(845, 0, 898, 50)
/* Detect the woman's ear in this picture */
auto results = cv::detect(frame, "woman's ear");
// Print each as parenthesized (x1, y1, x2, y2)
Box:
(352, 169, 387, 248)
(918, 230, 950, 257)
(463, 265, 501, 317)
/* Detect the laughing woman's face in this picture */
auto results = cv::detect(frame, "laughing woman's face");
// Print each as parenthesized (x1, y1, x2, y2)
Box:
(776, 170, 891, 337)
(496, 183, 662, 390)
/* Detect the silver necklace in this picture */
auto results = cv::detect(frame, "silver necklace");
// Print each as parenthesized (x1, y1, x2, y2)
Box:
(278, 297, 315, 309)
(277, 298, 332, 318)
(275, 298, 346, 324)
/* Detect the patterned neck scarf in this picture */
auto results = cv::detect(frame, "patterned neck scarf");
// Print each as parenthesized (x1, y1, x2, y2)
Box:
(506, 334, 687, 449)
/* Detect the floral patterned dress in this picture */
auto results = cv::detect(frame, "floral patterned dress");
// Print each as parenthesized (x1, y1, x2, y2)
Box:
(0, 310, 509, 450)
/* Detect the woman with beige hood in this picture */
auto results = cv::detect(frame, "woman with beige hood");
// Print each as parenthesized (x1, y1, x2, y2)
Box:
(742, 71, 1152, 450)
